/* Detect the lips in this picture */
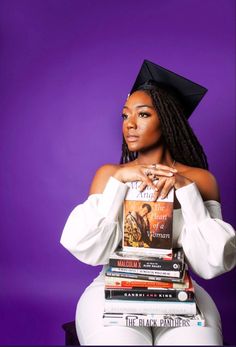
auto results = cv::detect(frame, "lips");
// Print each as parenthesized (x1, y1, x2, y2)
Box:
(126, 135, 139, 142)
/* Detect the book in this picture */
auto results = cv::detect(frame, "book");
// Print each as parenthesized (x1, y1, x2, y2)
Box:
(103, 307, 205, 327)
(105, 269, 191, 289)
(109, 266, 184, 278)
(105, 287, 195, 302)
(105, 267, 186, 283)
(109, 247, 185, 271)
(104, 299, 197, 315)
(123, 181, 174, 255)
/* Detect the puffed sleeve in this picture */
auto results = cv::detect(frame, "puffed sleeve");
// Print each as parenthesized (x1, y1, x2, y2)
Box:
(176, 182, 236, 279)
(60, 177, 128, 265)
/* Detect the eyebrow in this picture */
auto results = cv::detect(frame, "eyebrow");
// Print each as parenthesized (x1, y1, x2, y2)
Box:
(123, 104, 155, 110)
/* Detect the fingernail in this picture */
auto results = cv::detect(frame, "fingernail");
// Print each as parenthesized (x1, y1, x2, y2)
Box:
(168, 172, 173, 176)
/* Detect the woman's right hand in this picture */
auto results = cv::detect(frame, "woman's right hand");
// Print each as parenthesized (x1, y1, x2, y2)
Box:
(113, 164, 177, 192)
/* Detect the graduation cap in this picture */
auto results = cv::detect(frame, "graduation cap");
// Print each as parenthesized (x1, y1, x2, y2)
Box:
(130, 59, 208, 119)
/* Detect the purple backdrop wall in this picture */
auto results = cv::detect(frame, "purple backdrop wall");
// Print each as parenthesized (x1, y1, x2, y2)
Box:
(0, 0, 235, 345)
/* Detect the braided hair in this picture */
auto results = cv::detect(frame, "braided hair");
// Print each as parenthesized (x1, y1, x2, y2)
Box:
(120, 81, 208, 169)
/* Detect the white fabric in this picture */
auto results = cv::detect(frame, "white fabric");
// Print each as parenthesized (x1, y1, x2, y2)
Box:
(60, 176, 236, 345)
(75, 274, 222, 345)
(175, 183, 236, 279)
(60, 177, 127, 265)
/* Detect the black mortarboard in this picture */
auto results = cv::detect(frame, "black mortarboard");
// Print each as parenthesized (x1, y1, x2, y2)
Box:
(130, 59, 207, 119)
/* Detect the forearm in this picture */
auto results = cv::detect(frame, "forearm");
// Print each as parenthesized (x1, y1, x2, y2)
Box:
(60, 177, 128, 265)
(176, 183, 236, 279)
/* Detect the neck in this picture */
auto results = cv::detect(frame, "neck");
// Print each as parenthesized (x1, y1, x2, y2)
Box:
(136, 147, 173, 166)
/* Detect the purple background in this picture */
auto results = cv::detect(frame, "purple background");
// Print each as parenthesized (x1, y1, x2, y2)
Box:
(0, 0, 235, 345)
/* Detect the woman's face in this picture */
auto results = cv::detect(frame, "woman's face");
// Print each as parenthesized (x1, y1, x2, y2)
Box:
(122, 91, 162, 153)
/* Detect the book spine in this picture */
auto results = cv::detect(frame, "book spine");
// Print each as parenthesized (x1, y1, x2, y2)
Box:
(104, 299, 197, 315)
(105, 270, 185, 283)
(110, 267, 182, 278)
(109, 258, 184, 271)
(122, 247, 173, 255)
(103, 313, 205, 327)
(105, 289, 194, 302)
(104, 277, 187, 289)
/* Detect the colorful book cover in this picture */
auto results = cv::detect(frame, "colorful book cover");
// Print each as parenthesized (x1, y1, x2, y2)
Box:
(123, 181, 174, 255)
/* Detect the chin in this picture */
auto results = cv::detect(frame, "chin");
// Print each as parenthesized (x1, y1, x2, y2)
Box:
(127, 145, 140, 152)
(127, 142, 143, 151)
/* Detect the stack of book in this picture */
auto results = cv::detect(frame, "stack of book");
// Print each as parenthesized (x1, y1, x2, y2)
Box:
(103, 248, 205, 327)
(102, 181, 205, 328)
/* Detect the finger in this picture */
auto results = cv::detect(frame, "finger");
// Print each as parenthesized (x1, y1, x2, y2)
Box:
(154, 178, 167, 199)
(148, 173, 156, 180)
(147, 164, 177, 173)
(144, 167, 176, 178)
(140, 173, 159, 192)
(138, 181, 147, 192)
(141, 169, 160, 191)
(159, 177, 175, 199)
(152, 190, 159, 201)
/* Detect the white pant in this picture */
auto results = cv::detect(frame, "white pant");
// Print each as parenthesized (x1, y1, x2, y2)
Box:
(75, 273, 223, 345)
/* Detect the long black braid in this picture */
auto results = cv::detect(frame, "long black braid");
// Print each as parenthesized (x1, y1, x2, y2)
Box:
(120, 81, 208, 169)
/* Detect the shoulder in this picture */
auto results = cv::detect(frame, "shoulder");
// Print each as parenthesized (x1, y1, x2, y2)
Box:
(89, 160, 136, 195)
(89, 163, 120, 195)
(176, 163, 220, 202)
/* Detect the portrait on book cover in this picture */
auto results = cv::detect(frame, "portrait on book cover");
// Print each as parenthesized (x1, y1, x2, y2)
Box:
(123, 200, 173, 250)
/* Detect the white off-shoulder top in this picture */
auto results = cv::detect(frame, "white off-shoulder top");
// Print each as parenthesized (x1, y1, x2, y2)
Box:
(60, 177, 236, 279)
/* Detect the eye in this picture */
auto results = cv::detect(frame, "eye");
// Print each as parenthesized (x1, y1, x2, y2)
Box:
(139, 112, 151, 118)
(122, 113, 128, 120)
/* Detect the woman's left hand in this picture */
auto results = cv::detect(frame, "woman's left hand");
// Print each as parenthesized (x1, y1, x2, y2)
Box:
(139, 171, 193, 200)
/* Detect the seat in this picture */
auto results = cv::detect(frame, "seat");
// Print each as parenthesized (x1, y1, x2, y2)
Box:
(62, 321, 80, 345)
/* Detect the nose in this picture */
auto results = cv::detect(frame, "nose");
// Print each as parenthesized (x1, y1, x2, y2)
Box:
(126, 115, 137, 129)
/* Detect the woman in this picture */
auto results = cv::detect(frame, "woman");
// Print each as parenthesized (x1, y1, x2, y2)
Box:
(60, 61, 236, 345)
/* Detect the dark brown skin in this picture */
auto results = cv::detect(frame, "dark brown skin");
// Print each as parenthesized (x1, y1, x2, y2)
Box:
(89, 91, 220, 208)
